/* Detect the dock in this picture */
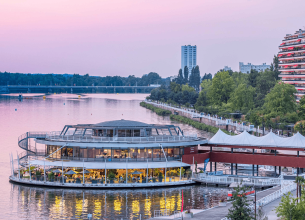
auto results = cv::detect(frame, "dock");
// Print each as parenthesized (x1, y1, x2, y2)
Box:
(192, 174, 282, 188)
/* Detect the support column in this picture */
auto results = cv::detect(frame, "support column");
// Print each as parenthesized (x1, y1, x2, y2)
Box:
(83, 159, 85, 184)
(279, 166, 281, 175)
(252, 165, 255, 176)
(256, 165, 259, 176)
(29, 157, 31, 181)
(235, 163, 237, 176)
(17, 154, 20, 180)
(165, 161, 167, 184)
(105, 159, 107, 184)
(297, 151, 300, 175)
(214, 162, 217, 174)
(179, 158, 182, 181)
(126, 159, 128, 185)
(275, 166, 277, 176)
(62, 160, 64, 184)
(146, 159, 149, 183)
(210, 162, 212, 173)
(231, 148, 233, 175)
(44, 160, 46, 182)
(231, 163, 233, 175)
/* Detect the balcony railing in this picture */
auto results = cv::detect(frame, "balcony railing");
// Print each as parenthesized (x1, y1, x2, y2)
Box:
(278, 53, 305, 59)
(279, 67, 305, 71)
(282, 35, 305, 42)
(279, 41, 305, 48)
(279, 60, 305, 65)
(45, 132, 200, 143)
(280, 47, 305, 54)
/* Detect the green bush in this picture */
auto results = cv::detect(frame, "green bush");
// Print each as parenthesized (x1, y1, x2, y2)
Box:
(140, 102, 172, 116)
(170, 115, 231, 135)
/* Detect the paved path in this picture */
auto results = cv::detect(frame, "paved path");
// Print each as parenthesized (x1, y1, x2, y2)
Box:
(263, 189, 296, 220)
(151, 186, 281, 220)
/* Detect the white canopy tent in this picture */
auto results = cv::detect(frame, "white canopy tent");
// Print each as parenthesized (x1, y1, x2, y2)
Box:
(209, 129, 305, 149)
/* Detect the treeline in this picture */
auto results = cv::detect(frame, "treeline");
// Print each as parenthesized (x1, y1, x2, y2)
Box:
(148, 83, 199, 108)
(172, 65, 212, 92)
(0, 72, 169, 87)
(148, 56, 305, 132)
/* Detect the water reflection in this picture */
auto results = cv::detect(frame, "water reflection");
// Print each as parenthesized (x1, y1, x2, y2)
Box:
(11, 184, 228, 219)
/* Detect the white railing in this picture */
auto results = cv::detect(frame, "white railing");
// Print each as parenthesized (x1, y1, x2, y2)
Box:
(154, 210, 170, 218)
(255, 181, 296, 207)
(146, 101, 270, 135)
(193, 174, 282, 186)
(45, 132, 199, 143)
(221, 181, 296, 220)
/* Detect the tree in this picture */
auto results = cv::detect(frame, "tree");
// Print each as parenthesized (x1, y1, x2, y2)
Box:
(275, 191, 305, 220)
(248, 69, 259, 88)
(169, 82, 181, 93)
(181, 84, 195, 92)
(255, 70, 277, 108)
(183, 66, 189, 84)
(229, 83, 255, 112)
(209, 71, 234, 105)
(272, 55, 280, 80)
(195, 79, 212, 108)
(226, 184, 253, 220)
(189, 65, 201, 91)
(263, 82, 297, 115)
(174, 69, 184, 85)
(298, 96, 305, 120)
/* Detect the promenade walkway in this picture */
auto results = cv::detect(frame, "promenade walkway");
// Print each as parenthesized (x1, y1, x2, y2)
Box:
(151, 184, 292, 220)
(146, 101, 267, 134)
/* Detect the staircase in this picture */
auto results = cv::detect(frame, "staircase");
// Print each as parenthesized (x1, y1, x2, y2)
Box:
(18, 132, 47, 166)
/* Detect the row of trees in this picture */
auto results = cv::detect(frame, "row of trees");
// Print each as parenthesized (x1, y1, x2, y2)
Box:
(173, 66, 209, 92)
(149, 82, 198, 107)
(0, 72, 169, 87)
(149, 56, 305, 131)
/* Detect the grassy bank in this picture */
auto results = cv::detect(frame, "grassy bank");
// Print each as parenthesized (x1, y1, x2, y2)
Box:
(140, 101, 231, 135)
(140, 102, 172, 116)
(170, 114, 231, 135)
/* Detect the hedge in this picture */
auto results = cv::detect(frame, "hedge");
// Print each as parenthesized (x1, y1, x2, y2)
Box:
(140, 102, 172, 116)
(170, 115, 231, 135)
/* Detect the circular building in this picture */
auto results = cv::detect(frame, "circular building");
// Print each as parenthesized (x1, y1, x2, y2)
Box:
(9, 120, 207, 188)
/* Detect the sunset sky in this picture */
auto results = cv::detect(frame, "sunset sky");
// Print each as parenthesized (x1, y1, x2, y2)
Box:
(0, 0, 304, 78)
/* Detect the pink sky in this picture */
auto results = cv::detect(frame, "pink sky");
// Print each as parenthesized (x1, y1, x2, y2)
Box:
(0, 0, 304, 77)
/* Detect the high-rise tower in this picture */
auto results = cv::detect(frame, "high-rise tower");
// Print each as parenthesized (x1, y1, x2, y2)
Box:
(181, 45, 197, 73)
(278, 29, 305, 101)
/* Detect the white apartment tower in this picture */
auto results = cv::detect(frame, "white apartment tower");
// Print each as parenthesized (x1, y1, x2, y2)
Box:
(181, 45, 197, 73)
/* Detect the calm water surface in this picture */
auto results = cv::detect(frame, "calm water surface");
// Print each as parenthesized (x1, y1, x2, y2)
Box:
(0, 93, 223, 219)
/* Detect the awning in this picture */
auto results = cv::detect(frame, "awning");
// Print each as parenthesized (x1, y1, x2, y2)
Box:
(278, 54, 283, 57)
(297, 39, 301, 42)
(280, 43, 285, 46)
(288, 47, 294, 50)
(287, 53, 293, 56)
(293, 65, 298, 67)
(284, 66, 289, 68)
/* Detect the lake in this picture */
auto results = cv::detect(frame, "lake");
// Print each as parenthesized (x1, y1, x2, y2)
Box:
(0, 93, 224, 219)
